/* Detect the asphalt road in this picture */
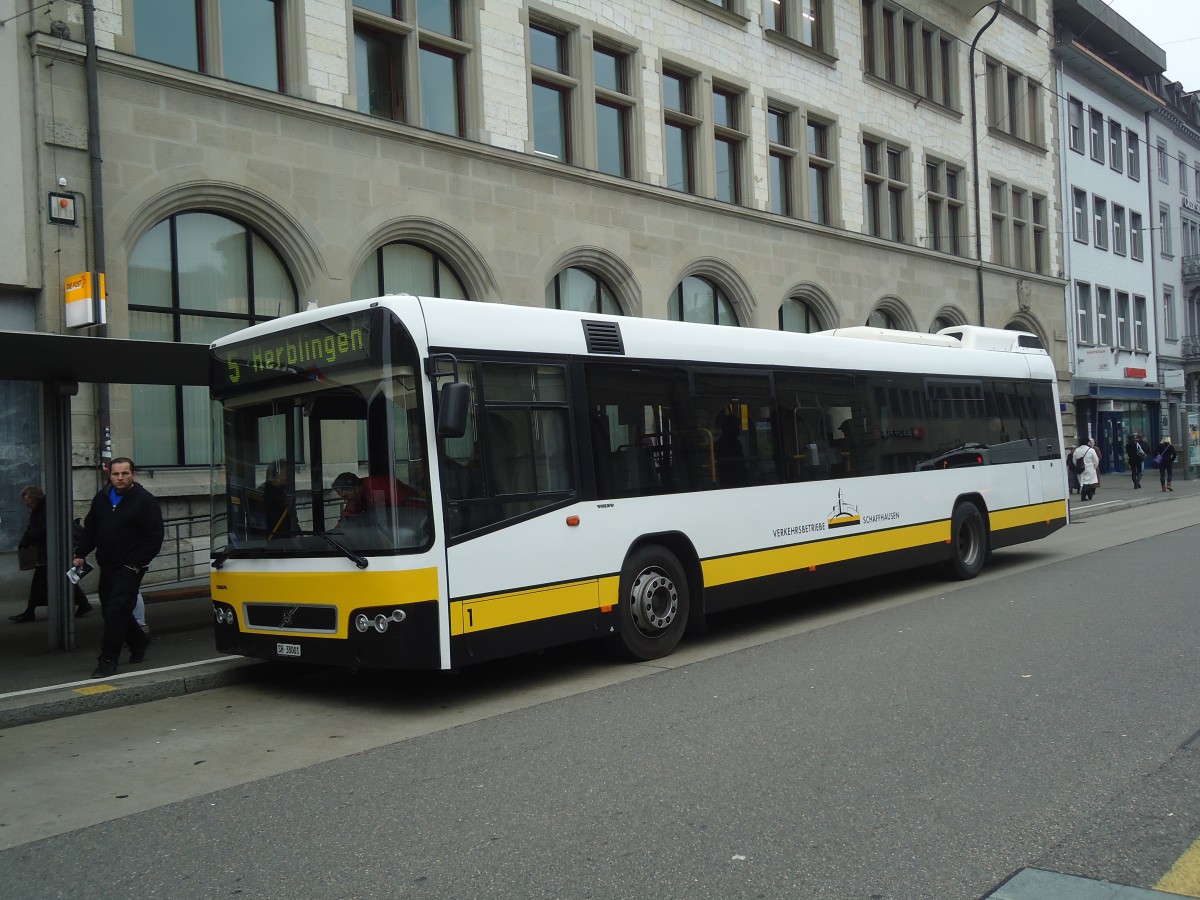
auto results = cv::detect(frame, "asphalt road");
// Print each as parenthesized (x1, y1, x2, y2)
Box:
(1, 500, 1198, 899)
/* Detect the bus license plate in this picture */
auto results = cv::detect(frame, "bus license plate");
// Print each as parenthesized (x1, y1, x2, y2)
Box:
(276, 642, 301, 658)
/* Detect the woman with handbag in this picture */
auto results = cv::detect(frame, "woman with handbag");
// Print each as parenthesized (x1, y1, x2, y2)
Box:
(1153, 437, 1177, 492)
(10, 486, 92, 623)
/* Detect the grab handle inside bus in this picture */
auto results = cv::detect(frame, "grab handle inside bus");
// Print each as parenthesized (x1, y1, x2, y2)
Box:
(438, 381, 471, 438)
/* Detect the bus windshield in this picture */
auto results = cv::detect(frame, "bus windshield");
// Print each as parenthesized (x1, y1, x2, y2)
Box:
(210, 309, 431, 559)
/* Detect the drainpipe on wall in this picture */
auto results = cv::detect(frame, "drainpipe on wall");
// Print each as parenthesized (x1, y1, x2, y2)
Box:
(969, 2, 1001, 326)
(82, 1, 112, 483)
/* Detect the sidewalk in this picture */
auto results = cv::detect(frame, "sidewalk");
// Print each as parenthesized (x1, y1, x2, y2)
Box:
(0, 580, 268, 729)
(2, 473, 1196, 729)
(1066, 468, 1198, 520)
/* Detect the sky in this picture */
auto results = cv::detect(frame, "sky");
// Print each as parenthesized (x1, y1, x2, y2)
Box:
(1106, 0, 1200, 90)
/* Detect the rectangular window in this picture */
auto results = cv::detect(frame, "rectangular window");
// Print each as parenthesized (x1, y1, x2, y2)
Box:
(1108, 119, 1122, 173)
(1195, 163, 1200, 197)
(136, 0, 285, 91)
(1182, 153, 1190, 197)
(926, 157, 965, 256)
(1160, 204, 1173, 255)
(806, 116, 835, 225)
(593, 44, 635, 178)
(355, 24, 403, 120)
(1164, 285, 1177, 340)
(1067, 96, 1084, 153)
(985, 59, 1042, 145)
(1158, 139, 1169, 181)
(768, 106, 794, 217)
(1093, 196, 1108, 250)
(987, 180, 1043, 273)
(1096, 287, 1111, 347)
(1011, 188, 1028, 270)
(1089, 108, 1104, 163)
(999, 0, 1034, 17)
(864, 136, 907, 241)
(353, 0, 474, 137)
(990, 180, 1009, 265)
(862, 0, 957, 108)
(1127, 131, 1140, 180)
(770, 0, 828, 52)
(1112, 204, 1126, 256)
(1076, 282, 1093, 344)
(713, 84, 747, 205)
(529, 23, 574, 162)
(1032, 195, 1047, 274)
(222, 0, 284, 91)
(1134, 295, 1148, 351)
(420, 45, 463, 136)
(1116, 291, 1131, 348)
(663, 68, 698, 194)
(134, 0, 201, 71)
(1072, 187, 1088, 243)
(1130, 211, 1144, 260)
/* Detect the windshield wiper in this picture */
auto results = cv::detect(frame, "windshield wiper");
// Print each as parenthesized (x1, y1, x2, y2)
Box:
(212, 545, 267, 570)
(213, 533, 368, 569)
(313, 531, 369, 569)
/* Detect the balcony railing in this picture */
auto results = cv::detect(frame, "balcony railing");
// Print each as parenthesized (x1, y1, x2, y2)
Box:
(1183, 334, 1200, 360)
(1183, 255, 1200, 285)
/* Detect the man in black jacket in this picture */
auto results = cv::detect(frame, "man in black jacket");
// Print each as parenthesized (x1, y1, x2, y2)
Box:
(73, 458, 164, 679)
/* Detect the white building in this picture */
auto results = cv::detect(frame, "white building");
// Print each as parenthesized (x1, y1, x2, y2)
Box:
(1052, 0, 1164, 468)
(1146, 79, 1200, 474)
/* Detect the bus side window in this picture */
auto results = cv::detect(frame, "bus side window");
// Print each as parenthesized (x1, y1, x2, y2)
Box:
(584, 365, 693, 499)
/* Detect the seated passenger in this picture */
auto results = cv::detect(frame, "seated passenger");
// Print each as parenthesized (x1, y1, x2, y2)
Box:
(332, 472, 368, 522)
(259, 459, 298, 537)
(333, 471, 426, 528)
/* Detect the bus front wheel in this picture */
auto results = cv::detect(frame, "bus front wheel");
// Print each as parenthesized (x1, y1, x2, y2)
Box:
(947, 502, 987, 580)
(611, 545, 690, 661)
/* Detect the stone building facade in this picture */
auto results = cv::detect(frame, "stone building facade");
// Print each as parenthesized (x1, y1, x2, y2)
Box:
(1, 0, 1068, 579)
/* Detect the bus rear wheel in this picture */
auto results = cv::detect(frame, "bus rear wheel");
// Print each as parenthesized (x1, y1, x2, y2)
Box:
(611, 545, 690, 661)
(947, 502, 987, 580)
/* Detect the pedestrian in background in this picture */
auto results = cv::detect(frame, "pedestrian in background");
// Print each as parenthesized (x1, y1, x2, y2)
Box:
(1153, 436, 1177, 492)
(73, 458, 163, 679)
(1124, 431, 1149, 489)
(10, 485, 92, 623)
(1071, 439, 1100, 501)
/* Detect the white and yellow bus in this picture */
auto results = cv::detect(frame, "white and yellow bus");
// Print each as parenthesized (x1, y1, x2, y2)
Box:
(208, 295, 1067, 669)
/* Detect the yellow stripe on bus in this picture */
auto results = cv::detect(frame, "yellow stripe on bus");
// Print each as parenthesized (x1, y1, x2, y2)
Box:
(990, 499, 1067, 531)
(453, 580, 600, 635)
(703, 520, 950, 588)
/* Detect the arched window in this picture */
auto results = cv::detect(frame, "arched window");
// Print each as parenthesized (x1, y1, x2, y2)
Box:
(780, 297, 823, 333)
(930, 315, 955, 333)
(866, 309, 899, 329)
(128, 211, 298, 466)
(351, 241, 468, 300)
(669, 276, 739, 325)
(546, 267, 623, 315)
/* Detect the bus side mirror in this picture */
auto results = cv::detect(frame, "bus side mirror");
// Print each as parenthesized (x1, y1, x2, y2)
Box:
(437, 381, 471, 438)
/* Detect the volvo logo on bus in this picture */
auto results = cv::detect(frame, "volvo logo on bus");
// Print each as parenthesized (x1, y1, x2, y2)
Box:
(279, 605, 299, 628)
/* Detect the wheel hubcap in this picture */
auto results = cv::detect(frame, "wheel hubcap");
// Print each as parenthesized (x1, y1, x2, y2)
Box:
(629, 567, 678, 637)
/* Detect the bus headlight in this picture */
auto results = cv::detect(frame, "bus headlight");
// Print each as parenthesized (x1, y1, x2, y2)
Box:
(355, 609, 407, 634)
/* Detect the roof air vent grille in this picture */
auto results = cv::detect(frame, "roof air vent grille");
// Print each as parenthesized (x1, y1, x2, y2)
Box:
(583, 320, 625, 355)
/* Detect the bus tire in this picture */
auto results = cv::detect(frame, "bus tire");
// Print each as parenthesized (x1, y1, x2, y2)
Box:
(611, 545, 690, 661)
(946, 502, 987, 580)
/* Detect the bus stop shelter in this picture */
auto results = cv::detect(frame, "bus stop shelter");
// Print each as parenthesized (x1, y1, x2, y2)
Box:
(0, 330, 209, 650)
